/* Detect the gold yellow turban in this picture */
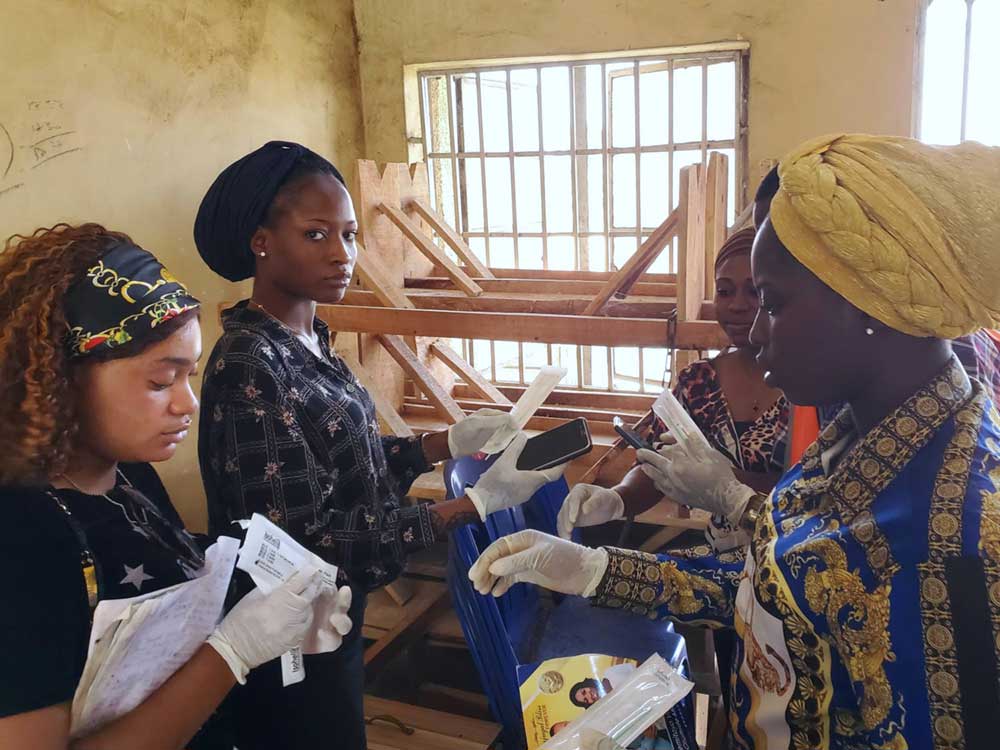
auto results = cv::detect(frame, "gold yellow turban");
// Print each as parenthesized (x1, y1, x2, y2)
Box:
(769, 134, 1000, 339)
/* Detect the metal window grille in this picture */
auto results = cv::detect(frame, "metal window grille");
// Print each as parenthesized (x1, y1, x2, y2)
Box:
(416, 48, 749, 393)
(919, 0, 1000, 145)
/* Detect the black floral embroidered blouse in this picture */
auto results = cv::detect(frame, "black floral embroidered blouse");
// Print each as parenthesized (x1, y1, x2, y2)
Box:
(198, 302, 436, 591)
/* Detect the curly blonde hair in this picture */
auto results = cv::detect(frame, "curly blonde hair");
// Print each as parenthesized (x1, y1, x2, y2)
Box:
(0, 223, 135, 486)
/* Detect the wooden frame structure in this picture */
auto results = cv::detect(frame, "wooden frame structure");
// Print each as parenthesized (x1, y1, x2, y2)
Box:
(321, 154, 731, 500)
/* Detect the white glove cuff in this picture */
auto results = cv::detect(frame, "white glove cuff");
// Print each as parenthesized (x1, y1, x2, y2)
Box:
(465, 486, 489, 521)
(446, 428, 460, 460)
(206, 633, 249, 685)
(608, 490, 626, 521)
(581, 547, 610, 598)
(722, 481, 757, 527)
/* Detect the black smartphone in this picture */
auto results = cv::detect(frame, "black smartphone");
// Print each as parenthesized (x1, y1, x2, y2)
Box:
(514, 417, 593, 471)
(612, 416, 649, 450)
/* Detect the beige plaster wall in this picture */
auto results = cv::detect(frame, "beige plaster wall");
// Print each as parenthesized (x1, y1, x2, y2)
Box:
(0, 0, 365, 530)
(353, 0, 922, 190)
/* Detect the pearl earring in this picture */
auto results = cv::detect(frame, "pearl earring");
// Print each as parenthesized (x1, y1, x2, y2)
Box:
(865, 327, 875, 336)
(258, 251, 266, 258)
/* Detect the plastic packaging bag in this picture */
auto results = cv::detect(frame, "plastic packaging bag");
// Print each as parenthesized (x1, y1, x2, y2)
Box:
(541, 654, 693, 750)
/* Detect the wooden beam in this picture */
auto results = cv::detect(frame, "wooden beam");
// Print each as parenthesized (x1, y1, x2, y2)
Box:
(428, 342, 513, 405)
(354, 160, 408, 413)
(677, 163, 707, 323)
(364, 696, 499, 747)
(378, 202, 483, 297)
(452, 383, 655, 412)
(639, 525, 687, 553)
(412, 395, 642, 424)
(704, 152, 728, 299)
(384, 578, 415, 606)
(339, 351, 414, 437)
(354, 243, 415, 309)
(402, 402, 617, 440)
(363, 582, 449, 673)
(487, 268, 675, 283)
(319, 305, 729, 349)
(396, 162, 438, 278)
(342, 289, 683, 319)
(583, 209, 680, 315)
(634, 503, 710, 530)
(377, 334, 465, 424)
(405, 276, 674, 297)
(407, 197, 495, 279)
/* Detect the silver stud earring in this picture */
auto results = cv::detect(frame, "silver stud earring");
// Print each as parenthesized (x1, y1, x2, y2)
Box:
(258, 251, 266, 258)
(865, 327, 875, 336)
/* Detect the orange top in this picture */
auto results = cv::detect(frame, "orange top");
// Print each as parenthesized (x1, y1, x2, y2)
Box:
(787, 405, 820, 468)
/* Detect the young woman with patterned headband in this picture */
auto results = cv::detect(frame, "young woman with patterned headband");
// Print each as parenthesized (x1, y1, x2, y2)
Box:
(0, 224, 347, 750)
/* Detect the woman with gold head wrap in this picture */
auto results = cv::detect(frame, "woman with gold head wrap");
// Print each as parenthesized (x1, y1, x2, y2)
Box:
(471, 135, 1000, 749)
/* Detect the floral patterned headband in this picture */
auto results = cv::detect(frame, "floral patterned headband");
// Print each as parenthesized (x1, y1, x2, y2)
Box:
(64, 241, 200, 358)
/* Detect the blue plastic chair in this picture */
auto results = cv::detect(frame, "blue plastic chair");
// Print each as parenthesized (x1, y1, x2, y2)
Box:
(444, 454, 695, 749)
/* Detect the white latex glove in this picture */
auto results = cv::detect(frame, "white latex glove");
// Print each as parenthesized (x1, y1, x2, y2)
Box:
(556, 484, 625, 539)
(466, 433, 565, 520)
(469, 529, 608, 598)
(447, 408, 520, 458)
(302, 584, 353, 655)
(207, 569, 323, 684)
(636, 442, 755, 525)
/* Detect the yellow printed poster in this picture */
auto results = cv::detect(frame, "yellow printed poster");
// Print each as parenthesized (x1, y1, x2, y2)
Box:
(519, 654, 638, 750)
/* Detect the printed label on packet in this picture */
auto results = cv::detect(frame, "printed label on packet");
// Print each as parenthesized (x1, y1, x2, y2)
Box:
(236, 514, 338, 687)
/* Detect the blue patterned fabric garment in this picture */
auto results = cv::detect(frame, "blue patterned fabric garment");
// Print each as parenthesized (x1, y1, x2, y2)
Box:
(593, 358, 1000, 749)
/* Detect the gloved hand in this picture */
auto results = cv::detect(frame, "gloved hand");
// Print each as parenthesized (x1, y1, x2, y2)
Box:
(207, 569, 323, 684)
(302, 584, 353, 655)
(466, 433, 565, 520)
(469, 529, 608, 598)
(556, 484, 625, 539)
(448, 408, 520, 458)
(636, 442, 755, 525)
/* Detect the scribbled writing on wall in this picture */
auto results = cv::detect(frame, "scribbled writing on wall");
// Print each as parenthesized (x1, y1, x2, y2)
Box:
(0, 99, 84, 200)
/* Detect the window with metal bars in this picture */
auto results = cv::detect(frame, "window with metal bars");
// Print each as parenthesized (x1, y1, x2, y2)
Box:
(415, 45, 749, 394)
(920, 0, 1000, 145)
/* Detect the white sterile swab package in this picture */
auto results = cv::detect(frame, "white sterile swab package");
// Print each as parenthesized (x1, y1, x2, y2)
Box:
(541, 654, 693, 750)
(480, 365, 567, 454)
(651, 388, 713, 458)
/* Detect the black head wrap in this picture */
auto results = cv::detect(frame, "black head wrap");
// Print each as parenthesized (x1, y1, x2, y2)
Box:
(193, 140, 345, 282)
(64, 241, 200, 358)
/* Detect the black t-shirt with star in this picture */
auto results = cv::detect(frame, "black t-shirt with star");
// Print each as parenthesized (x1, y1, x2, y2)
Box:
(0, 463, 229, 747)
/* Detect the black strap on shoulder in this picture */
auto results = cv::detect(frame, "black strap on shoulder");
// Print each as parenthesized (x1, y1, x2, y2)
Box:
(46, 490, 101, 614)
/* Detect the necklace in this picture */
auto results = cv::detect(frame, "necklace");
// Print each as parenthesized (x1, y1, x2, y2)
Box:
(59, 468, 141, 523)
(58, 469, 205, 575)
(249, 299, 324, 355)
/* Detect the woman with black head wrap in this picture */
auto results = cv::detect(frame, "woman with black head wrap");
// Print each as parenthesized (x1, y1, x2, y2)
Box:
(194, 141, 563, 749)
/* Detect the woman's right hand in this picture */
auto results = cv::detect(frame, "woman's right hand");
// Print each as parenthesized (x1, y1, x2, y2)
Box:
(469, 529, 608, 598)
(207, 569, 324, 683)
(556, 484, 625, 539)
(466, 433, 566, 520)
(636, 442, 755, 525)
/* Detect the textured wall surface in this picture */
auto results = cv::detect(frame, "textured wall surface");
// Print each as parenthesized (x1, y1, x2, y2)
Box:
(0, 0, 365, 529)
(354, 0, 921, 188)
